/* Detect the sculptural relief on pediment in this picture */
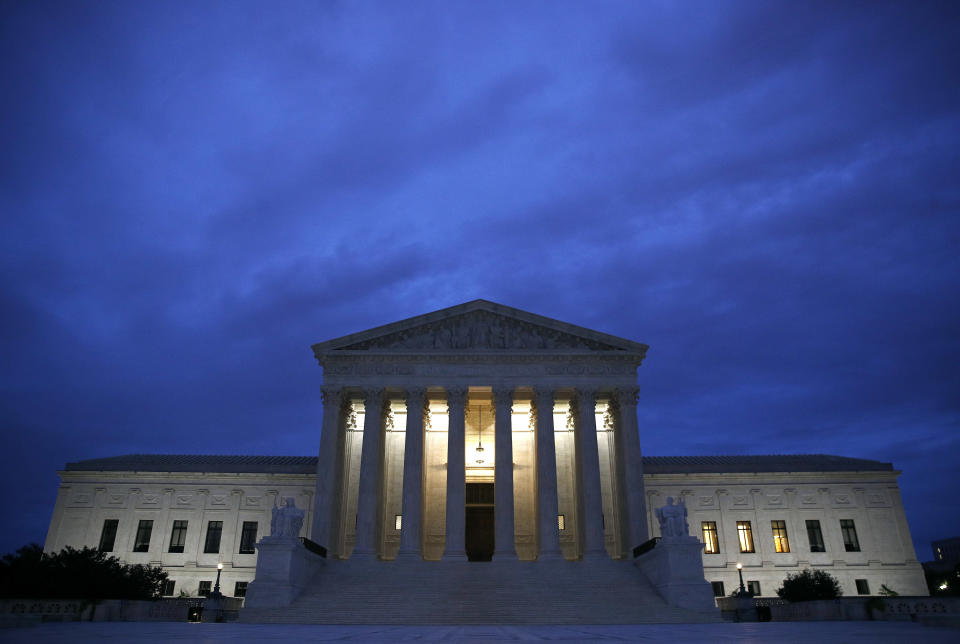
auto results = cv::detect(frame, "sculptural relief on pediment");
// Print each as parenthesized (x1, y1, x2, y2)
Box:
(339, 311, 623, 352)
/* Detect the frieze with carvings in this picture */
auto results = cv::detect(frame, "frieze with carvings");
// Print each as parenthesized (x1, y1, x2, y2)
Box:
(246, 496, 261, 507)
(699, 496, 715, 507)
(336, 311, 624, 352)
(175, 495, 193, 506)
(833, 494, 852, 506)
(765, 494, 784, 507)
(210, 495, 228, 506)
(800, 495, 818, 505)
(867, 492, 887, 506)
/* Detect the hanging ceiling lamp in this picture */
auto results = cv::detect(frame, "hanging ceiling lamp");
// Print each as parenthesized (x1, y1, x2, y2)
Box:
(475, 406, 485, 464)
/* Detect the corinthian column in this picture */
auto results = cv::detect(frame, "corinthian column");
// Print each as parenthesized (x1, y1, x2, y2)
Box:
(616, 386, 648, 554)
(311, 386, 343, 552)
(397, 388, 426, 559)
(493, 387, 518, 560)
(534, 388, 563, 560)
(574, 388, 606, 559)
(352, 388, 385, 559)
(442, 387, 468, 560)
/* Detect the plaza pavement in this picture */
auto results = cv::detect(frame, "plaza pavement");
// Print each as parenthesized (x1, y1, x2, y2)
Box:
(0, 622, 958, 643)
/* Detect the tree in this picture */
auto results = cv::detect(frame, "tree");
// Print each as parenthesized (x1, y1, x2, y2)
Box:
(776, 569, 842, 601)
(0, 543, 167, 600)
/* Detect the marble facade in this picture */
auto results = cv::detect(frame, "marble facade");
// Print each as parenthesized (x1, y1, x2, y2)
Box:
(43, 300, 928, 603)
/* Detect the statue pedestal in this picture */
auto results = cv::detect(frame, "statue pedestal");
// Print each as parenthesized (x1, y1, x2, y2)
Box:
(635, 536, 716, 612)
(243, 537, 324, 609)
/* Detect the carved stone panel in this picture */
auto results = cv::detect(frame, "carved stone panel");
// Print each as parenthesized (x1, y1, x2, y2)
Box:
(832, 493, 853, 507)
(68, 492, 93, 507)
(338, 310, 625, 352)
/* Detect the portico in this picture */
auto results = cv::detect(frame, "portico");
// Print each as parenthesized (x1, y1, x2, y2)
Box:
(309, 300, 651, 563)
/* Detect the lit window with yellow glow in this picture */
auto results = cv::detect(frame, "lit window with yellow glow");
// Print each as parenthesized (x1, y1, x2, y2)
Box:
(737, 521, 755, 553)
(702, 521, 719, 554)
(771, 520, 790, 553)
(395, 515, 402, 530)
(558, 514, 566, 531)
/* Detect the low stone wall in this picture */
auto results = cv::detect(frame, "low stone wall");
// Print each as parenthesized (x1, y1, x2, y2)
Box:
(0, 597, 244, 627)
(0, 599, 93, 626)
(717, 595, 960, 623)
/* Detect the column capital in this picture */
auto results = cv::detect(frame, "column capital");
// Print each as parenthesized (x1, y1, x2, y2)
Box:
(533, 387, 556, 406)
(362, 387, 385, 405)
(320, 386, 343, 405)
(573, 387, 598, 406)
(571, 387, 597, 408)
(445, 386, 468, 411)
(405, 387, 427, 405)
(615, 386, 640, 407)
(492, 387, 514, 410)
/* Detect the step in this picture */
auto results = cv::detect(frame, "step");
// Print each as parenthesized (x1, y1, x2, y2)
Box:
(241, 559, 721, 625)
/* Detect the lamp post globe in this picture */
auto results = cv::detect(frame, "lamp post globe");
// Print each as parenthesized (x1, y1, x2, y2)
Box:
(735, 562, 749, 597)
(212, 562, 223, 599)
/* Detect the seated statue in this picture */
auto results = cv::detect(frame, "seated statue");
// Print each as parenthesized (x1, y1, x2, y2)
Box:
(270, 497, 305, 538)
(655, 496, 689, 538)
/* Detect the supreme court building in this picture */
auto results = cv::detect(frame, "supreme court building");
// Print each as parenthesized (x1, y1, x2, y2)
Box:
(44, 300, 929, 623)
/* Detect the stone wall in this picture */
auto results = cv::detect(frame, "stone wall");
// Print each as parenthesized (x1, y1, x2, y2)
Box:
(45, 470, 315, 598)
(645, 469, 929, 599)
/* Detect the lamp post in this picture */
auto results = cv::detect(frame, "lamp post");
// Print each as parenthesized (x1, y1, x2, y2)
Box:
(735, 562, 749, 597)
(211, 562, 223, 599)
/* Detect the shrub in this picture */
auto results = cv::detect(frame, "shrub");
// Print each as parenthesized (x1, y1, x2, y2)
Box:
(0, 543, 168, 600)
(776, 569, 842, 601)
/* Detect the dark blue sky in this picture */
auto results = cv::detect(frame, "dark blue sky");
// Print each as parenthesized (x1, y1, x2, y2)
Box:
(2, 1, 958, 559)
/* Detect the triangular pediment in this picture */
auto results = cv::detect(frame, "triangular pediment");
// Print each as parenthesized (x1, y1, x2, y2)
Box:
(312, 300, 648, 357)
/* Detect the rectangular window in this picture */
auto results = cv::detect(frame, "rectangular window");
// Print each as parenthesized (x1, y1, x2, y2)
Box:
(747, 580, 761, 596)
(711, 581, 725, 597)
(203, 521, 223, 554)
(771, 520, 790, 553)
(840, 519, 861, 552)
(701, 521, 719, 554)
(855, 579, 870, 595)
(395, 515, 402, 531)
(161, 580, 175, 596)
(806, 519, 826, 552)
(558, 514, 565, 531)
(133, 520, 153, 553)
(234, 581, 248, 598)
(98, 519, 119, 553)
(737, 521, 755, 553)
(168, 520, 188, 553)
(239, 521, 258, 554)
(198, 581, 212, 597)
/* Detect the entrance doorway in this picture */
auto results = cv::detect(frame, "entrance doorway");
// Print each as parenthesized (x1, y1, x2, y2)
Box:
(465, 483, 495, 561)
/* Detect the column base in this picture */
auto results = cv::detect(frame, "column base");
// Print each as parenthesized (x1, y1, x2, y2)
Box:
(442, 551, 468, 561)
(350, 549, 378, 561)
(394, 550, 423, 561)
(581, 549, 608, 561)
(536, 550, 565, 562)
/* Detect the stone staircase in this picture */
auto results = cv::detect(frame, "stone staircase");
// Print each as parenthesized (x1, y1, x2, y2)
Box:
(241, 558, 721, 624)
